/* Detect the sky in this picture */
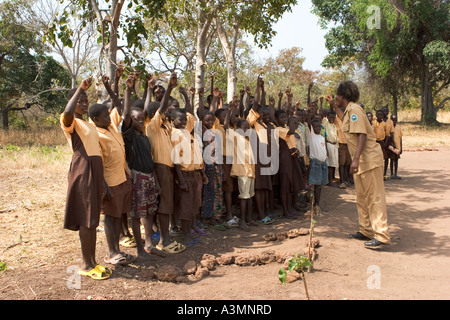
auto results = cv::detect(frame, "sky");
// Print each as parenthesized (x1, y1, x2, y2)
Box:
(246, 0, 329, 72)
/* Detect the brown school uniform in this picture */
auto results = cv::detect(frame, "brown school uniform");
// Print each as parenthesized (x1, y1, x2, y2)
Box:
(246, 109, 273, 191)
(372, 120, 388, 159)
(276, 126, 304, 195)
(146, 111, 174, 215)
(96, 117, 132, 219)
(60, 114, 104, 231)
(213, 118, 235, 193)
(341, 102, 390, 244)
(335, 116, 352, 166)
(388, 124, 403, 160)
(171, 126, 202, 220)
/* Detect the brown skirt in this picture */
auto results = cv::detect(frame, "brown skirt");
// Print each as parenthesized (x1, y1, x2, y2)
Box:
(102, 178, 132, 218)
(174, 170, 201, 221)
(154, 163, 174, 215)
(64, 134, 104, 231)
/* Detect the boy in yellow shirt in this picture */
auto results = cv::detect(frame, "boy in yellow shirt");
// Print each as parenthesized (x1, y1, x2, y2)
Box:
(388, 114, 403, 179)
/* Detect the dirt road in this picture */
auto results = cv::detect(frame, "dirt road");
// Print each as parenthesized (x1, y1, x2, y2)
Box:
(1, 147, 449, 300)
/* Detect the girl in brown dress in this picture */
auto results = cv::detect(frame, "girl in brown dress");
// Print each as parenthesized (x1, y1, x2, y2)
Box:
(60, 77, 110, 280)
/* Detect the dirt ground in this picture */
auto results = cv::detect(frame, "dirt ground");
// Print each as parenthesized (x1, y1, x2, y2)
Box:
(1, 146, 449, 301)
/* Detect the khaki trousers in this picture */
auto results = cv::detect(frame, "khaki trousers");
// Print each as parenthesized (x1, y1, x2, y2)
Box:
(353, 166, 390, 244)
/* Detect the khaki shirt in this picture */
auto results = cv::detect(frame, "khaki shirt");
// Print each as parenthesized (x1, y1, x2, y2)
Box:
(146, 111, 174, 167)
(96, 123, 128, 187)
(372, 120, 387, 141)
(334, 116, 347, 144)
(229, 129, 255, 178)
(385, 118, 395, 138)
(342, 102, 384, 174)
(393, 125, 403, 152)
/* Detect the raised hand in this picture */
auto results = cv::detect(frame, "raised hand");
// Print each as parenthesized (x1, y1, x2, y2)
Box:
(101, 75, 110, 87)
(168, 72, 178, 89)
(125, 74, 135, 89)
(115, 65, 125, 79)
(80, 76, 93, 91)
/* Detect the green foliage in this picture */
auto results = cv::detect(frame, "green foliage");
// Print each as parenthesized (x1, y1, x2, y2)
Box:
(0, 260, 6, 272)
(278, 254, 313, 285)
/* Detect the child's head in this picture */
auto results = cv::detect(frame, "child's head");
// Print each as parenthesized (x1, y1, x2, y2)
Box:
(391, 114, 397, 126)
(274, 109, 287, 126)
(366, 112, 373, 123)
(171, 108, 187, 130)
(89, 104, 111, 129)
(215, 108, 228, 125)
(204, 111, 216, 130)
(376, 109, 383, 122)
(168, 97, 180, 109)
(68, 88, 89, 115)
(133, 99, 145, 111)
(294, 108, 304, 123)
(311, 118, 322, 135)
(131, 108, 146, 132)
(261, 106, 271, 124)
(152, 84, 165, 102)
(382, 106, 389, 118)
(147, 101, 160, 119)
(236, 119, 250, 133)
(327, 110, 336, 123)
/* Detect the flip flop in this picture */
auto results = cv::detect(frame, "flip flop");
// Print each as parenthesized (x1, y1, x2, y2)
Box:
(192, 228, 209, 236)
(104, 253, 136, 266)
(119, 236, 137, 248)
(78, 265, 111, 280)
(258, 216, 274, 225)
(156, 241, 186, 254)
(145, 245, 167, 257)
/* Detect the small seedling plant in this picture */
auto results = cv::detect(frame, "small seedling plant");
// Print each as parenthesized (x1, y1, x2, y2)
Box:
(278, 254, 313, 300)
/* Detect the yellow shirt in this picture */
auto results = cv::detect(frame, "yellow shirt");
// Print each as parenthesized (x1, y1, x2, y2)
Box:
(324, 121, 338, 144)
(372, 120, 387, 141)
(393, 125, 403, 152)
(146, 111, 174, 167)
(229, 128, 255, 178)
(334, 116, 347, 144)
(60, 114, 102, 158)
(385, 118, 395, 138)
(96, 122, 128, 187)
(213, 118, 229, 157)
(342, 102, 384, 174)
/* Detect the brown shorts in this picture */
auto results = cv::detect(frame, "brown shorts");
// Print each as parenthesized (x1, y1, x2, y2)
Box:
(222, 162, 235, 193)
(175, 170, 201, 220)
(376, 140, 388, 159)
(154, 163, 174, 215)
(339, 143, 352, 166)
(102, 178, 132, 218)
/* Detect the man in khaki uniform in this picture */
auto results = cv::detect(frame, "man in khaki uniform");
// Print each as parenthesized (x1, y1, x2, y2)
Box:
(326, 81, 390, 249)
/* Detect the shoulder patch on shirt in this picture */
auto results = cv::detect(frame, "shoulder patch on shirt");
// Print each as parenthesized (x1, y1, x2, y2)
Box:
(350, 114, 358, 122)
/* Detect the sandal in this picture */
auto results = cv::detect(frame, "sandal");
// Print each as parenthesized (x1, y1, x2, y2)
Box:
(78, 265, 111, 280)
(156, 241, 186, 254)
(227, 216, 240, 227)
(104, 253, 135, 266)
(119, 236, 137, 248)
(169, 226, 183, 236)
(258, 216, 274, 225)
(144, 244, 167, 257)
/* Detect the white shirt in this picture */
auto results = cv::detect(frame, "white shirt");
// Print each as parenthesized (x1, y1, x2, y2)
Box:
(309, 125, 327, 162)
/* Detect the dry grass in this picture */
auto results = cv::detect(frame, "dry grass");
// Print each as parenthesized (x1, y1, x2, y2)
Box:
(398, 109, 450, 123)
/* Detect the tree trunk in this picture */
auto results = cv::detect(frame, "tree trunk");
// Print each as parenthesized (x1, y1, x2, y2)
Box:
(392, 91, 398, 117)
(213, 16, 239, 103)
(420, 65, 437, 125)
(194, 8, 212, 112)
(2, 109, 9, 129)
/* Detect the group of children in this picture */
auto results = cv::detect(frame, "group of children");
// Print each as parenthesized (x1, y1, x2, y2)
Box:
(60, 68, 402, 280)
(366, 106, 403, 180)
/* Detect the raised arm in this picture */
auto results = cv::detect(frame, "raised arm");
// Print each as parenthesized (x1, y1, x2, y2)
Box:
(277, 90, 283, 110)
(62, 76, 92, 127)
(122, 74, 135, 131)
(197, 87, 205, 121)
(143, 75, 156, 119)
(252, 77, 262, 112)
(239, 88, 245, 118)
(325, 93, 344, 120)
(210, 87, 220, 113)
(179, 86, 193, 115)
(113, 65, 125, 97)
(158, 72, 178, 115)
(101, 75, 123, 114)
